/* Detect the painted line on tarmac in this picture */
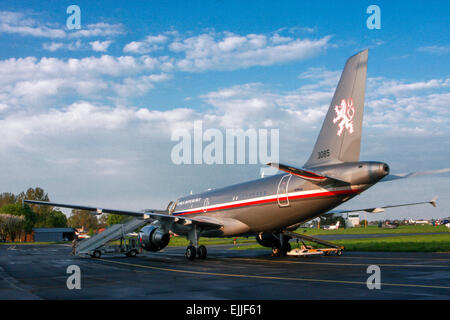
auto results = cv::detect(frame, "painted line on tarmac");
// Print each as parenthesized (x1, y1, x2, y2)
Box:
(93, 258, 450, 290)
(230, 257, 450, 268)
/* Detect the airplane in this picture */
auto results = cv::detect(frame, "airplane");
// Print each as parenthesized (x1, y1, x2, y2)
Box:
(25, 49, 446, 260)
(323, 221, 340, 230)
(380, 221, 399, 229)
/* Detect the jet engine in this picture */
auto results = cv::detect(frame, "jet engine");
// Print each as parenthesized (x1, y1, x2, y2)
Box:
(138, 225, 170, 252)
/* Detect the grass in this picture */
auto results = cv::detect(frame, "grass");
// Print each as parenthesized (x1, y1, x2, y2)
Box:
(0, 241, 68, 245)
(2, 225, 447, 252)
(167, 236, 255, 247)
(335, 234, 450, 252)
(294, 224, 448, 235)
(168, 225, 447, 248)
(231, 233, 450, 252)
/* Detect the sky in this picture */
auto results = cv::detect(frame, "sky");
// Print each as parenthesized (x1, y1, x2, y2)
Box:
(0, 0, 449, 220)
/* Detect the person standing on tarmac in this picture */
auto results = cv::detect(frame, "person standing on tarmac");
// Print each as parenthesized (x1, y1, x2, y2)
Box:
(71, 237, 78, 255)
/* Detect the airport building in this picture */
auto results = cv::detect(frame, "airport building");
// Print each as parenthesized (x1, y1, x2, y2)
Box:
(346, 214, 360, 228)
(33, 228, 76, 242)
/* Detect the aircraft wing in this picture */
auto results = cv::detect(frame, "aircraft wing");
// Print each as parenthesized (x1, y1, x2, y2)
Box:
(23, 200, 222, 230)
(266, 162, 348, 185)
(327, 197, 437, 215)
(381, 168, 450, 182)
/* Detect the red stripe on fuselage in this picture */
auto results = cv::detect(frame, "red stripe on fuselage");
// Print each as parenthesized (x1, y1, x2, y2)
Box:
(174, 188, 362, 216)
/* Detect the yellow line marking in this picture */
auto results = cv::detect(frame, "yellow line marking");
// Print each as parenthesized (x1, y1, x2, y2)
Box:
(94, 258, 450, 290)
(230, 257, 450, 268)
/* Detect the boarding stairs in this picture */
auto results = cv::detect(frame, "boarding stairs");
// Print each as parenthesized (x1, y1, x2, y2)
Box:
(283, 230, 344, 250)
(75, 218, 148, 256)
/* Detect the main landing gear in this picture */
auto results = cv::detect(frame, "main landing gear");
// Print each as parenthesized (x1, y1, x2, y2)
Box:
(271, 234, 292, 257)
(185, 225, 207, 260)
(185, 245, 207, 260)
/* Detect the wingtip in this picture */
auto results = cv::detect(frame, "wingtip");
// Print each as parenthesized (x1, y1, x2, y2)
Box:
(430, 196, 438, 207)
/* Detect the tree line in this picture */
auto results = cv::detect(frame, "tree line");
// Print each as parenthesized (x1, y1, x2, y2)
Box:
(0, 187, 129, 242)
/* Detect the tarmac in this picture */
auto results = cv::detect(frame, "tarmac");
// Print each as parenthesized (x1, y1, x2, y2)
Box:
(0, 242, 449, 300)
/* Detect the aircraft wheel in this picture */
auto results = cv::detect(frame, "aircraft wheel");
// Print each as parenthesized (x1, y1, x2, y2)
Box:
(272, 247, 281, 257)
(185, 245, 197, 260)
(282, 243, 292, 256)
(93, 250, 101, 258)
(336, 250, 343, 256)
(128, 250, 137, 257)
(197, 245, 207, 259)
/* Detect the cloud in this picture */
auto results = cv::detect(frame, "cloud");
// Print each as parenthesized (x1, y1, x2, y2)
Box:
(169, 32, 331, 71)
(90, 40, 113, 52)
(42, 40, 83, 51)
(0, 10, 124, 39)
(0, 55, 169, 109)
(42, 42, 64, 52)
(113, 73, 172, 97)
(123, 35, 168, 54)
(418, 45, 450, 55)
(364, 78, 450, 136)
(200, 81, 331, 129)
(374, 78, 449, 96)
(69, 23, 124, 38)
(123, 29, 332, 71)
(0, 11, 66, 38)
(0, 101, 195, 151)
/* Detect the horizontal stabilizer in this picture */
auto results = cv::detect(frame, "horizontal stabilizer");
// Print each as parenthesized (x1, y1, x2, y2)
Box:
(381, 168, 450, 182)
(328, 196, 438, 215)
(266, 162, 348, 185)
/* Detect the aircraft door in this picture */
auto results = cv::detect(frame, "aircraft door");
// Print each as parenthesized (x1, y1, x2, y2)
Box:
(277, 174, 291, 207)
(203, 198, 209, 213)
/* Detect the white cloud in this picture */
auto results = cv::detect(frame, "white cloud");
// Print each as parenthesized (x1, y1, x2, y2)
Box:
(42, 40, 83, 51)
(113, 73, 172, 97)
(200, 81, 331, 129)
(0, 101, 196, 150)
(169, 32, 331, 71)
(0, 10, 124, 39)
(0, 55, 169, 109)
(418, 45, 450, 55)
(123, 35, 168, 54)
(122, 29, 334, 71)
(0, 11, 66, 38)
(90, 40, 113, 52)
(42, 42, 64, 51)
(374, 79, 449, 96)
(69, 23, 125, 38)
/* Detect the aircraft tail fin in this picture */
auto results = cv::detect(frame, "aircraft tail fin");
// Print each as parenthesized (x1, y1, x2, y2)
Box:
(304, 49, 368, 168)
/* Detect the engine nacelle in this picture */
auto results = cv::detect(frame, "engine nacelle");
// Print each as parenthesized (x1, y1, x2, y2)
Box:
(138, 225, 170, 252)
(256, 232, 279, 248)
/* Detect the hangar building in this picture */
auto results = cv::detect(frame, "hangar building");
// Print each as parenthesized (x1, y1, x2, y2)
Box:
(33, 228, 76, 242)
